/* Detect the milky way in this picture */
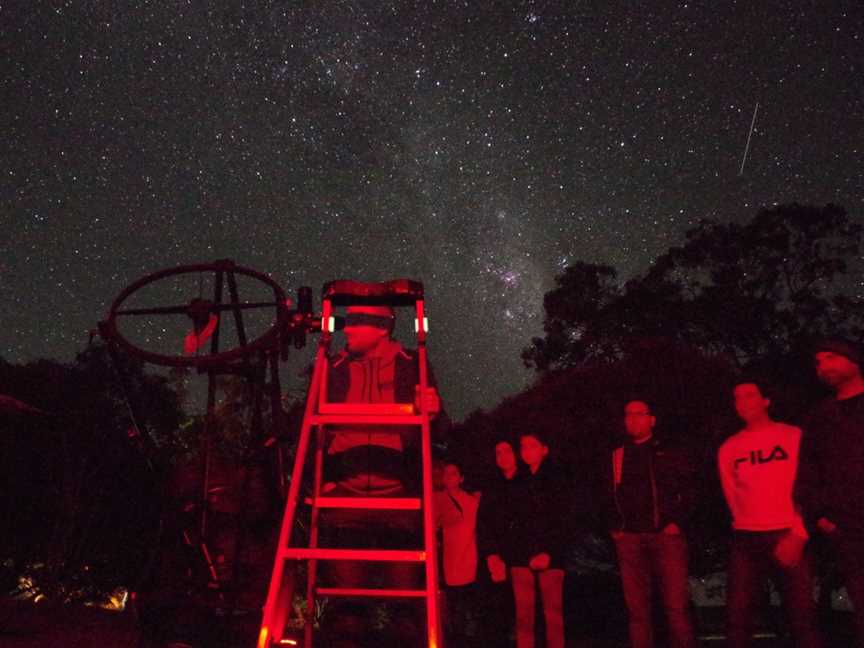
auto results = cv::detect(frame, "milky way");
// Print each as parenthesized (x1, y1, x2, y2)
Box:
(2, 2, 862, 418)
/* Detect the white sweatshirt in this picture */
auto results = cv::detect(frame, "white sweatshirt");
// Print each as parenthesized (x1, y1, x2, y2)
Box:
(717, 421, 807, 538)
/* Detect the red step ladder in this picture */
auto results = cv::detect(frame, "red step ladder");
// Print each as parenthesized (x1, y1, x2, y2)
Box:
(257, 280, 442, 648)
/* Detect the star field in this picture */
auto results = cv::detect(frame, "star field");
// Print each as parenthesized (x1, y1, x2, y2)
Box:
(2, 2, 862, 419)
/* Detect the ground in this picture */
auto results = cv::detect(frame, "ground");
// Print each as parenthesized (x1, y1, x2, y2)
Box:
(0, 597, 857, 647)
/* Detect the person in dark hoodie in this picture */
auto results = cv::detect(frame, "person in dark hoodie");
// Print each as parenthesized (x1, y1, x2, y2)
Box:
(607, 400, 697, 648)
(476, 438, 521, 646)
(795, 338, 864, 647)
(478, 438, 520, 582)
(506, 430, 569, 648)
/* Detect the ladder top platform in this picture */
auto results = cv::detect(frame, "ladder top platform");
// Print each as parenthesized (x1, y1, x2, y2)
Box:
(322, 280, 424, 306)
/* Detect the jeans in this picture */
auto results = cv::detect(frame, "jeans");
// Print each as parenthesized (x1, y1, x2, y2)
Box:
(511, 566, 565, 648)
(725, 530, 821, 648)
(613, 531, 696, 648)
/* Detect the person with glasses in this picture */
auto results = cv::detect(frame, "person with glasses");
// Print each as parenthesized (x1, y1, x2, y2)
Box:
(607, 400, 698, 648)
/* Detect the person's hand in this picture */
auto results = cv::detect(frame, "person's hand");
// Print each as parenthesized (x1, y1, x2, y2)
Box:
(662, 523, 682, 535)
(414, 386, 440, 416)
(817, 517, 838, 534)
(773, 532, 806, 568)
(529, 553, 551, 571)
(487, 555, 507, 582)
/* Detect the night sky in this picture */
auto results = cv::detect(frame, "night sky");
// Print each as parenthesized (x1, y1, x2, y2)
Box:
(2, 2, 862, 419)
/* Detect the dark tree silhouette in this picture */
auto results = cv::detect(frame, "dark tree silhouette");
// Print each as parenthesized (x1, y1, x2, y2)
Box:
(521, 262, 622, 371)
(0, 344, 184, 601)
(523, 204, 863, 372)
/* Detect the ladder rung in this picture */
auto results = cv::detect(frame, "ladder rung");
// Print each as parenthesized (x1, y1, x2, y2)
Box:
(311, 414, 425, 426)
(280, 548, 426, 562)
(316, 587, 428, 598)
(306, 496, 422, 510)
(317, 403, 416, 415)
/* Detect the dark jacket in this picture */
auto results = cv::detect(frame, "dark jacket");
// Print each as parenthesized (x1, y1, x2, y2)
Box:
(476, 469, 521, 560)
(606, 437, 699, 533)
(502, 460, 572, 568)
(795, 394, 864, 535)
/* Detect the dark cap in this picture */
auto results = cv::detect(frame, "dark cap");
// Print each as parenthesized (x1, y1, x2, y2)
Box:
(813, 337, 861, 367)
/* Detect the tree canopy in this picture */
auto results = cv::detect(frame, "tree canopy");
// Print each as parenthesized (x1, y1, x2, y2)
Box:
(523, 203, 863, 372)
(0, 344, 184, 599)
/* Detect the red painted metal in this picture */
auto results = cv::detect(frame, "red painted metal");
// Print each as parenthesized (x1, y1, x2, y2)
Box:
(258, 343, 327, 648)
(280, 548, 426, 562)
(303, 497, 422, 510)
(316, 402, 416, 415)
(310, 413, 426, 425)
(322, 279, 424, 306)
(414, 297, 442, 648)
(315, 587, 427, 598)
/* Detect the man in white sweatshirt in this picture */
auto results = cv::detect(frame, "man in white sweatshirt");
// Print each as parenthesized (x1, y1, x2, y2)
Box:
(717, 380, 821, 648)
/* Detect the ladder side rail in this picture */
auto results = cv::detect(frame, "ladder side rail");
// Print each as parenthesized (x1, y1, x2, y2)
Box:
(304, 425, 327, 648)
(421, 401, 442, 648)
(258, 340, 329, 647)
(416, 298, 443, 648)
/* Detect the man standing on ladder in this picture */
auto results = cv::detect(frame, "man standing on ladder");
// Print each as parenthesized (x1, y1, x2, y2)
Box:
(320, 304, 442, 647)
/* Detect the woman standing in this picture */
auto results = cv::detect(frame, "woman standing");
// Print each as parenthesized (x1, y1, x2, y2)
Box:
(505, 431, 570, 648)
(477, 438, 521, 646)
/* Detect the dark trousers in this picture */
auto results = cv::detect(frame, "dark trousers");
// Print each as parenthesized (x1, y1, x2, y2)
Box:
(475, 572, 514, 648)
(444, 582, 479, 647)
(832, 531, 864, 648)
(725, 530, 821, 648)
(613, 531, 696, 648)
